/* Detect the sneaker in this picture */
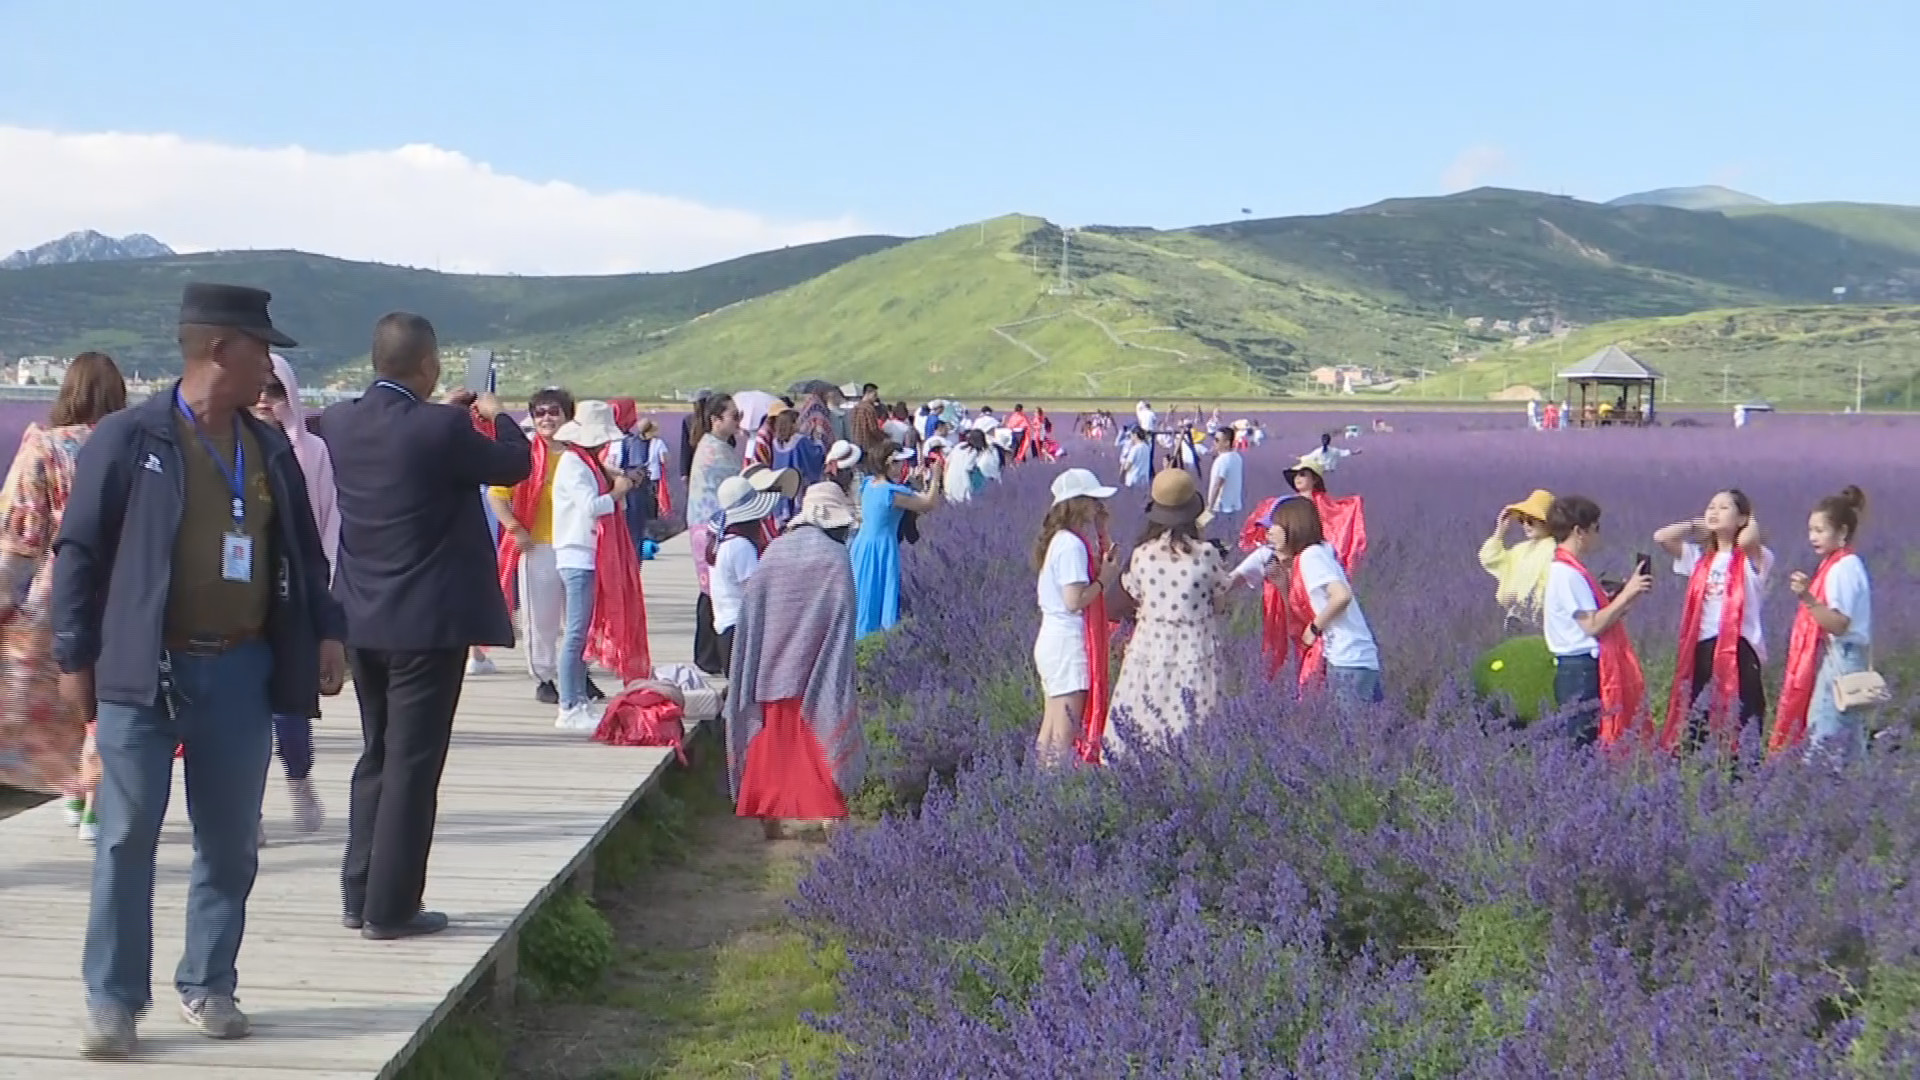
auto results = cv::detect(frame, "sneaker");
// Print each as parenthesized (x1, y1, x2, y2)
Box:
(180, 993, 250, 1039)
(288, 776, 324, 833)
(555, 703, 601, 732)
(77, 808, 98, 845)
(466, 653, 497, 676)
(61, 796, 85, 827)
(80, 1002, 137, 1059)
(535, 680, 560, 706)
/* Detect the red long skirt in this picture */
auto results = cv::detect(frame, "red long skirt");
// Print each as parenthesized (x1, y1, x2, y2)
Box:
(735, 697, 849, 821)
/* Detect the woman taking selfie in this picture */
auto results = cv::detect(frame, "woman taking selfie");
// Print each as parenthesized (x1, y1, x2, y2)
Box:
(848, 439, 940, 637)
(1654, 489, 1774, 751)
(1030, 468, 1118, 767)
(1771, 486, 1874, 760)
(1259, 496, 1384, 705)
(1543, 495, 1651, 747)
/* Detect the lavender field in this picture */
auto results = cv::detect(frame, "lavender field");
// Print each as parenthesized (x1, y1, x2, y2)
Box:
(803, 410, 1920, 1077)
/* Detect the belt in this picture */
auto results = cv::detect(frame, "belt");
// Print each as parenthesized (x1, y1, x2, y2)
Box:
(164, 630, 262, 656)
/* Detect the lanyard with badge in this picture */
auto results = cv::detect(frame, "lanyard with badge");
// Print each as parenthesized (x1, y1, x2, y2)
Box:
(175, 390, 251, 584)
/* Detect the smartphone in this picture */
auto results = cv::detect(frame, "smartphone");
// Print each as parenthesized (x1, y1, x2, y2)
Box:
(464, 349, 496, 394)
(1633, 552, 1652, 578)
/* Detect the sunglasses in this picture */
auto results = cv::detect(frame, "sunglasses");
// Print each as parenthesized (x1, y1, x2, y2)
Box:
(531, 405, 566, 419)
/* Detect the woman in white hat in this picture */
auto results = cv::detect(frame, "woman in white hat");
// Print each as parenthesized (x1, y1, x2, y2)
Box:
(708, 475, 781, 676)
(1032, 468, 1119, 766)
(726, 483, 866, 839)
(550, 400, 646, 731)
(849, 439, 941, 637)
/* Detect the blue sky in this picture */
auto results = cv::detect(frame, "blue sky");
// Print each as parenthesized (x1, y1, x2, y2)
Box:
(2, 0, 1916, 272)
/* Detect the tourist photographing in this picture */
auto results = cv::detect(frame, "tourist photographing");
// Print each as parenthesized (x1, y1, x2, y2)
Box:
(1030, 468, 1118, 767)
(54, 285, 344, 1056)
(1772, 485, 1875, 760)
(1542, 495, 1650, 747)
(849, 439, 941, 638)
(1655, 489, 1774, 751)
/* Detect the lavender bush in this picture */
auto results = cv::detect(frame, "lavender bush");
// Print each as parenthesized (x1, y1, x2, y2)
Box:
(807, 411, 1920, 1077)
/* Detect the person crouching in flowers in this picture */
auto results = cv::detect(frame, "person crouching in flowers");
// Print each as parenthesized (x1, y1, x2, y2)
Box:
(1282, 457, 1367, 571)
(1031, 468, 1119, 767)
(726, 483, 865, 840)
(1770, 485, 1874, 761)
(1654, 489, 1774, 752)
(1543, 495, 1651, 747)
(1234, 496, 1383, 705)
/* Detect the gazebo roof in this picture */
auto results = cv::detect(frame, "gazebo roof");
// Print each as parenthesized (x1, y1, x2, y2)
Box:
(1557, 345, 1660, 382)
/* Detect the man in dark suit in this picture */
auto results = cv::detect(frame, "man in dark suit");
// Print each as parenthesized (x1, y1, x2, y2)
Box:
(320, 312, 530, 940)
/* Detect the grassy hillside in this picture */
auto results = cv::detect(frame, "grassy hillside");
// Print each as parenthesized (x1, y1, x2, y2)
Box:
(0, 236, 902, 379)
(1724, 202, 1920, 260)
(1411, 305, 1920, 409)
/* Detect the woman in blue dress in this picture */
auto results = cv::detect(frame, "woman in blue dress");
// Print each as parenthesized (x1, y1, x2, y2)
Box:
(849, 440, 942, 637)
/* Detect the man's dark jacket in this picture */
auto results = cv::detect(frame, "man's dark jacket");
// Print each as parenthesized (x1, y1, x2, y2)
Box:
(319, 383, 531, 651)
(51, 384, 347, 715)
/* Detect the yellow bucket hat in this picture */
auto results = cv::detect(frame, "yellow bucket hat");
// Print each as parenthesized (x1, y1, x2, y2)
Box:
(1504, 489, 1555, 523)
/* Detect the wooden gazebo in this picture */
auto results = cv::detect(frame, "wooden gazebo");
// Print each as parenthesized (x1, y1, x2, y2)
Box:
(1557, 345, 1660, 427)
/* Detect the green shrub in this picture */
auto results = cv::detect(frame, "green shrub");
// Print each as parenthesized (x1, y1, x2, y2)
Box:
(519, 888, 617, 999)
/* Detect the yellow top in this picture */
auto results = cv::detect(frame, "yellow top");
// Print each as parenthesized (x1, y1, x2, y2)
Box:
(490, 466, 557, 545)
(1478, 532, 1555, 622)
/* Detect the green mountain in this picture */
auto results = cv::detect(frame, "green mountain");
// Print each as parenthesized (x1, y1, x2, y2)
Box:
(0, 235, 903, 379)
(1607, 186, 1773, 211)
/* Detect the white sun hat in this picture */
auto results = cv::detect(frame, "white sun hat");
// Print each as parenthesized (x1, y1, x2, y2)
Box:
(554, 400, 624, 449)
(1050, 467, 1117, 506)
(825, 440, 863, 471)
(990, 427, 1015, 450)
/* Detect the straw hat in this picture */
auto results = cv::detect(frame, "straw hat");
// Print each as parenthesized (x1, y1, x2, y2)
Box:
(1504, 489, 1555, 523)
(743, 463, 801, 499)
(1146, 468, 1204, 525)
(554, 400, 624, 449)
(797, 482, 856, 530)
(1282, 456, 1325, 488)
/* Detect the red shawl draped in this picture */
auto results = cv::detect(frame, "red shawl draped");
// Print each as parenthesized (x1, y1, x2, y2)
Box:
(1071, 530, 1112, 764)
(1768, 548, 1849, 755)
(608, 398, 639, 433)
(1662, 546, 1749, 750)
(569, 445, 652, 682)
(1313, 491, 1368, 571)
(1553, 548, 1648, 745)
(496, 436, 552, 613)
(1241, 497, 1340, 686)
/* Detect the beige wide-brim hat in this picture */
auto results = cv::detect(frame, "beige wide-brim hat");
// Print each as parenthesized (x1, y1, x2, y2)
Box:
(743, 463, 801, 499)
(554, 400, 624, 448)
(798, 482, 856, 530)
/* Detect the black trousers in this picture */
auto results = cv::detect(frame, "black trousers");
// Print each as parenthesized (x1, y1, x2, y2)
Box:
(694, 593, 727, 675)
(341, 647, 467, 928)
(1683, 636, 1767, 750)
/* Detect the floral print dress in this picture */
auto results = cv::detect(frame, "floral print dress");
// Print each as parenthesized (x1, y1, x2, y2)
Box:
(1108, 534, 1232, 750)
(0, 423, 94, 795)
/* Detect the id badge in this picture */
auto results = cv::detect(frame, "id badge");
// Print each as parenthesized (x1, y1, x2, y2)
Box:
(221, 532, 253, 583)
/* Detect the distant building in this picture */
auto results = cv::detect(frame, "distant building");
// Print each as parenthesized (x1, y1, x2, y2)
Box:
(15, 356, 67, 386)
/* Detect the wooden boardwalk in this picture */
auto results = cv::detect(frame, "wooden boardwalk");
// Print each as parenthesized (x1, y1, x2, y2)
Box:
(0, 537, 707, 1078)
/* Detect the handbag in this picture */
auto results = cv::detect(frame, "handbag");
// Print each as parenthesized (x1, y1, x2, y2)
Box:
(1829, 637, 1890, 712)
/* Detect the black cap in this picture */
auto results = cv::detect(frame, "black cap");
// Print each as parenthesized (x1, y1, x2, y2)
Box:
(178, 283, 298, 348)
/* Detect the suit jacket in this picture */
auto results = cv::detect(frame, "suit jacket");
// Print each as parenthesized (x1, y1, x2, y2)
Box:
(320, 382, 531, 650)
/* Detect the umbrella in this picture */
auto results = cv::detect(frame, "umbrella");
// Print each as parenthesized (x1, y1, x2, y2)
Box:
(789, 378, 837, 396)
(734, 390, 781, 435)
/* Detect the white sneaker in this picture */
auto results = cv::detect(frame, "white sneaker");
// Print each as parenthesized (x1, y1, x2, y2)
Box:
(288, 776, 324, 833)
(466, 654, 498, 676)
(554, 704, 601, 732)
(61, 797, 85, 827)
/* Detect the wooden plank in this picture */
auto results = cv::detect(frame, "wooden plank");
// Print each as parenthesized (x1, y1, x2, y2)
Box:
(0, 536, 706, 1076)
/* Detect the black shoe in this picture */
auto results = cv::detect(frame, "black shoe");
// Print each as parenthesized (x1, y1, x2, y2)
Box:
(342, 913, 363, 930)
(585, 677, 606, 702)
(361, 910, 450, 941)
(535, 681, 559, 705)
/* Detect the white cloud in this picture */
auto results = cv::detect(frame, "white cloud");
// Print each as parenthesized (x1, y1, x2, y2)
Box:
(1440, 144, 1512, 192)
(0, 126, 869, 275)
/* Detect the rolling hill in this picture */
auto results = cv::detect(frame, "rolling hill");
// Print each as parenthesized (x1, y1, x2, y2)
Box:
(1607, 186, 1772, 211)
(0, 235, 903, 380)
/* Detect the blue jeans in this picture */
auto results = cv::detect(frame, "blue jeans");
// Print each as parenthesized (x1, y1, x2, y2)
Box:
(84, 638, 274, 1012)
(1327, 666, 1384, 708)
(558, 567, 596, 708)
(1553, 653, 1602, 747)
(1808, 639, 1872, 763)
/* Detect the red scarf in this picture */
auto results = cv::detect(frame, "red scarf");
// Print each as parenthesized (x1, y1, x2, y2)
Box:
(1313, 491, 1368, 571)
(496, 437, 552, 611)
(1072, 531, 1113, 765)
(569, 445, 653, 682)
(1552, 548, 1648, 745)
(655, 471, 674, 516)
(1662, 545, 1749, 750)
(1769, 548, 1849, 755)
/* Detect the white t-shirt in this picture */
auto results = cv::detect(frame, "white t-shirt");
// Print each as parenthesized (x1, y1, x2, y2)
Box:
(1120, 439, 1149, 488)
(1036, 530, 1092, 637)
(942, 445, 982, 503)
(646, 437, 669, 481)
(1209, 451, 1244, 514)
(1543, 561, 1600, 658)
(1296, 542, 1378, 670)
(710, 534, 759, 634)
(1821, 552, 1872, 646)
(1230, 545, 1274, 587)
(1673, 541, 1775, 658)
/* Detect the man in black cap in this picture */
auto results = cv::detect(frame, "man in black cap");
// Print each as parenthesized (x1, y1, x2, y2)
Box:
(53, 283, 346, 1059)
